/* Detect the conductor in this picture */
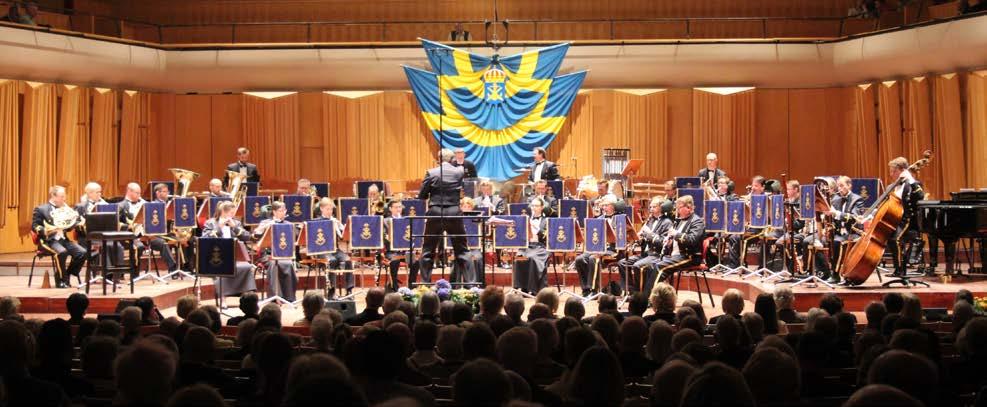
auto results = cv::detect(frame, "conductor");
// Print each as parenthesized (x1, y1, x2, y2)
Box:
(417, 149, 468, 284)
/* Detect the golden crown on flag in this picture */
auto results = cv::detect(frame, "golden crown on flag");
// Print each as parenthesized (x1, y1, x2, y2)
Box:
(484, 68, 506, 83)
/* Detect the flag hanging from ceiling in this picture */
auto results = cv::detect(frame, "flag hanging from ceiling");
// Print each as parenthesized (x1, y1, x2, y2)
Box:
(403, 39, 587, 181)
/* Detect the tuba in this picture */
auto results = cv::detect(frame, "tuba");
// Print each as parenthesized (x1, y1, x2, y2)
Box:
(169, 168, 201, 198)
(226, 170, 248, 208)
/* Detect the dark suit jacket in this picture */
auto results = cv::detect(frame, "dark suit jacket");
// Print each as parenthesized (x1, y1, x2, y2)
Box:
(475, 194, 505, 215)
(224, 161, 261, 187)
(527, 194, 557, 217)
(455, 159, 477, 179)
(530, 215, 548, 244)
(31, 203, 78, 245)
(697, 168, 727, 186)
(830, 192, 864, 238)
(900, 180, 925, 232)
(419, 162, 465, 208)
(671, 213, 706, 256)
(528, 160, 560, 182)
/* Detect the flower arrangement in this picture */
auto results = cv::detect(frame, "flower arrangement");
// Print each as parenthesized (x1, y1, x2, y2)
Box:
(974, 296, 987, 314)
(397, 280, 483, 311)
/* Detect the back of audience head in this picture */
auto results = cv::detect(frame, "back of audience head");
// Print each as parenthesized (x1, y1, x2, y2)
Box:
(463, 322, 496, 360)
(166, 384, 228, 407)
(503, 293, 524, 323)
(819, 292, 844, 316)
(774, 286, 795, 311)
(176, 294, 199, 319)
(382, 292, 403, 315)
(753, 293, 779, 334)
(865, 301, 888, 331)
(598, 294, 618, 313)
(844, 384, 923, 407)
(0, 295, 22, 320)
(186, 308, 213, 330)
(680, 361, 755, 406)
(418, 291, 439, 318)
(721, 288, 745, 316)
(365, 287, 386, 310)
(883, 292, 904, 314)
(674, 306, 696, 325)
(201, 305, 223, 333)
(437, 324, 465, 361)
(590, 312, 619, 350)
(66, 292, 89, 322)
(453, 358, 512, 406)
(301, 293, 324, 322)
(756, 334, 797, 361)
(563, 297, 585, 321)
(120, 306, 142, 335)
(956, 317, 987, 359)
(114, 340, 177, 405)
(564, 327, 598, 368)
(741, 312, 764, 343)
(76, 317, 99, 346)
(135, 296, 157, 324)
(743, 348, 800, 404)
(651, 360, 696, 407)
(650, 282, 677, 314)
(361, 330, 405, 380)
(286, 352, 350, 390)
(672, 327, 702, 353)
(955, 288, 974, 306)
(646, 320, 674, 362)
(37, 318, 73, 369)
(451, 302, 474, 324)
(183, 326, 216, 363)
(566, 346, 624, 405)
(900, 293, 923, 322)
(528, 318, 557, 360)
(439, 300, 455, 324)
(628, 291, 649, 317)
(527, 303, 552, 322)
(239, 292, 260, 316)
(952, 301, 975, 332)
(81, 335, 118, 379)
(479, 286, 505, 317)
(535, 287, 559, 315)
(866, 349, 938, 405)
(497, 327, 537, 377)
(620, 316, 648, 353)
(96, 319, 121, 338)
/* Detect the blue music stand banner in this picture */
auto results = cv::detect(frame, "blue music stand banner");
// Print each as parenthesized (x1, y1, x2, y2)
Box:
(312, 183, 330, 199)
(749, 194, 769, 229)
(270, 222, 296, 260)
(339, 198, 368, 225)
(95, 203, 118, 213)
(477, 207, 491, 216)
(304, 219, 336, 256)
(679, 188, 705, 217)
(196, 237, 235, 277)
(547, 217, 577, 252)
(462, 219, 481, 249)
(243, 182, 259, 197)
(401, 199, 426, 217)
(389, 218, 414, 251)
(675, 177, 701, 189)
(799, 185, 816, 220)
(770, 195, 785, 229)
(143, 201, 168, 236)
(356, 181, 386, 198)
(584, 218, 608, 254)
(283, 195, 312, 222)
(726, 201, 746, 235)
(705, 200, 726, 233)
(243, 196, 271, 226)
(172, 197, 197, 228)
(559, 199, 589, 226)
(349, 215, 383, 249)
(508, 202, 530, 216)
(493, 215, 527, 249)
(614, 214, 628, 250)
(546, 180, 564, 199)
(852, 178, 880, 208)
(463, 179, 478, 197)
(206, 196, 233, 219)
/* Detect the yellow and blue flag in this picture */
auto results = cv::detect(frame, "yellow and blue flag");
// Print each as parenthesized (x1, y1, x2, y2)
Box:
(404, 39, 587, 181)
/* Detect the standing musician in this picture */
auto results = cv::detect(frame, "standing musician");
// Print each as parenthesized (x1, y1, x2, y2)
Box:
(224, 147, 261, 188)
(202, 201, 257, 297)
(75, 182, 125, 266)
(619, 197, 673, 295)
(573, 196, 619, 297)
(207, 179, 230, 198)
(475, 180, 505, 215)
(252, 201, 301, 302)
(520, 197, 550, 293)
(697, 152, 727, 187)
(313, 198, 354, 297)
(417, 149, 468, 285)
(828, 176, 865, 284)
(653, 195, 707, 283)
(527, 180, 557, 217)
(384, 200, 419, 291)
(886, 156, 925, 278)
(453, 148, 477, 179)
(119, 183, 180, 275)
(32, 186, 86, 288)
(453, 197, 484, 287)
(528, 147, 560, 183)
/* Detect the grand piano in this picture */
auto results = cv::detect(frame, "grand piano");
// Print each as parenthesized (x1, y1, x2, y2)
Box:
(917, 190, 987, 275)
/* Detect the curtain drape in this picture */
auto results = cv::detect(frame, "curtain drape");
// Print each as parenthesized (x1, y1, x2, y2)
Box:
(19, 82, 58, 230)
(0, 80, 19, 228)
(242, 94, 300, 185)
(902, 77, 936, 197)
(877, 81, 904, 185)
(848, 84, 880, 179)
(57, 85, 91, 200)
(90, 89, 119, 191)
(692, 89, 755, 183)
(932, 74, 966, 199)
(119, 91, 151, 186)
(965, 71, 987, 190)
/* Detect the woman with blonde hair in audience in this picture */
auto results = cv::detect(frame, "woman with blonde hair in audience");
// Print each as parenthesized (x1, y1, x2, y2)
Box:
(645, 283, 677, 325)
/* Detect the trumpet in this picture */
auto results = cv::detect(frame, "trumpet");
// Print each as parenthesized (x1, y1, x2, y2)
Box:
(371, 196, 386, 216)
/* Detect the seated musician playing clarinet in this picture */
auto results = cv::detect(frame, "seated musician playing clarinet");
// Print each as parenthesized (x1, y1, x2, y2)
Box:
(252, 201, 301, 302)
(475, 180, 505, 215)
(384, 199, 419, 291)
(453, 197, 484, 287)
(653, 195, 706, 283)
(574, 196, 619, 297)
(521, 197, 550, 294)
(202, 201, 257, 298)
(828, 176, 864, 284)
(118, 183, 181, 275)
(619, 197, 673, 295)
(313, 198, 354, 297)
(885, 157, 926, 278)
(32, 185, 86, 288)
(75, 181, 125, 267)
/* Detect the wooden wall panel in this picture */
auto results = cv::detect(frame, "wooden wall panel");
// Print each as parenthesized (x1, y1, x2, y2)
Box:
(765, 19, 841, 38)
(147, 93, 176, 187)
(613, 22, 688, 39)
(310, 24, 384, 42)
(383, 23, 485, 42)
(209, 95, 244, 180)
(121, 22, 161, 43)
(34, 11, 71, 30)
(689, 20, 764, 39)
(172, 95, 214, 191)
(928, 1, 960, 19)
(161, 26, 235, 44)
(535, 22, 612, 41)
(754, 89, 791, 180)
(234, 24, 309, 43)
(666, 89, 695, 178)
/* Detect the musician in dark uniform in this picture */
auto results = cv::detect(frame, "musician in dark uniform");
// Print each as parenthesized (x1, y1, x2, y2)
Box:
(886, 157, 925, 278)
(207, 178, 230, 198)
(252, 201, 301, 302)
(202, 201, 257, 297)
(697, 152, 727, 187)
(417, 149, 467, 285)
(313, 198, 354, 297)
(384, 200, 419, 291)
(619, 197, 673, 295)
(724, 175, 767, 269)
(453, 197, 484, 287)
(528, 147, 560, 182)
(653, 195, 707, 283)
(527, 180, 557, 217)
(453, 148, 477, 179)
(119, 183, 180, 275)
(32, 185, 86, 288)
(224, 147, 261, 188)
(75, 181, 125, 266)
(715, 177, 739, 201)
(475, 180, 505, 215)
(574, 196, 619, 297)
(520, 197, 550, 293)
(828, 176, 865, 284)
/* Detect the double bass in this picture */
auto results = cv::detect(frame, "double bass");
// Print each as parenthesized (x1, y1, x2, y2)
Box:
(839, 151, 932, 285)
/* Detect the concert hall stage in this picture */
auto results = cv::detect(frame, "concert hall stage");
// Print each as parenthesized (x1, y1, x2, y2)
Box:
(2, 249, 982, 316)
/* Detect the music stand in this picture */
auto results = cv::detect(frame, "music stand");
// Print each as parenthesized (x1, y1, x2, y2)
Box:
(621, 159, 644, 199)
(256, 225, 297, 307)
(788, 185, 835, 289)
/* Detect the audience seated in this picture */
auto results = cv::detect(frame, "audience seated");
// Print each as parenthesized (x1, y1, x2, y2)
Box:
(66, 293, 89, 325)
(710, 288, 745, 324)
(774, 287, 805, 323)
(645, 283, 676, 325)
(227, 292, 260, 326)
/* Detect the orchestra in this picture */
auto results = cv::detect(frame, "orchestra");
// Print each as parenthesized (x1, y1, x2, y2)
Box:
(28, 145, 944, 306)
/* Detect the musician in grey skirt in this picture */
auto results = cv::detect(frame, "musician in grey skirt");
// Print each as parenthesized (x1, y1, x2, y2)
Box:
(202, 201, 257, 297)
